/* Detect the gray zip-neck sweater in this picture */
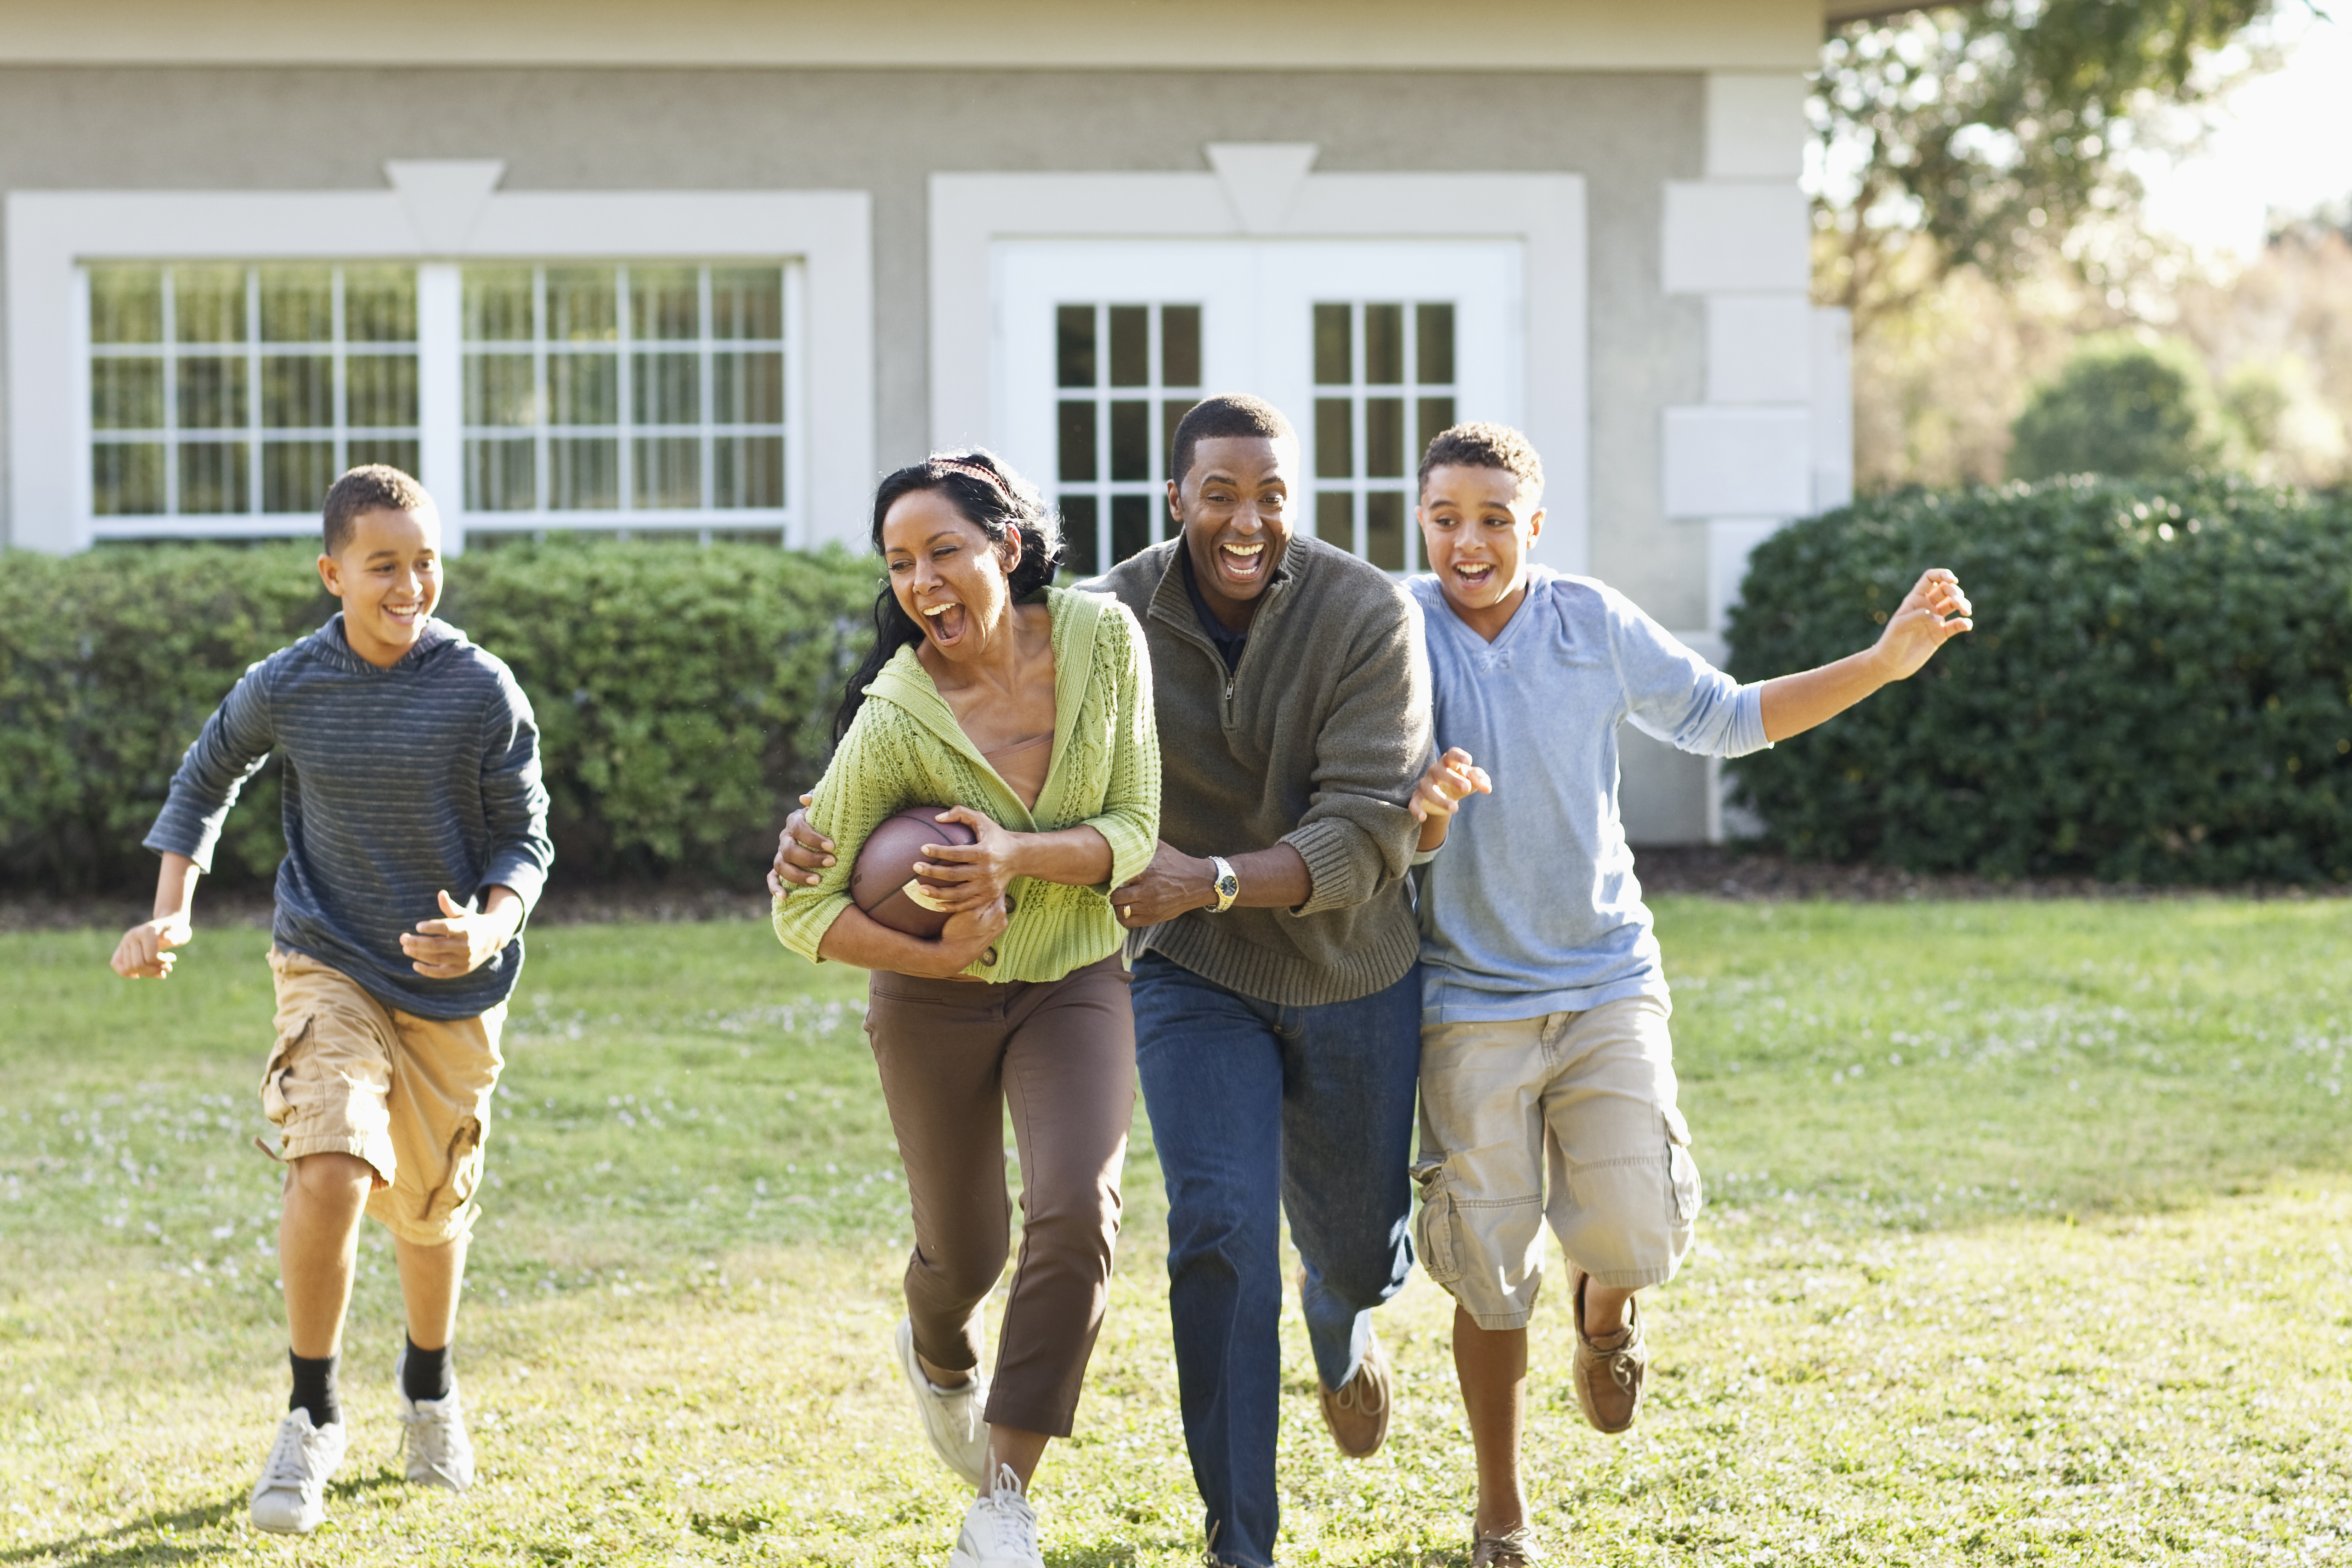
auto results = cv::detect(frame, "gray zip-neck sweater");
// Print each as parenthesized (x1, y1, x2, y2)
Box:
(1089, 536, 1432, 1007)
(145, 613, 553, 1020)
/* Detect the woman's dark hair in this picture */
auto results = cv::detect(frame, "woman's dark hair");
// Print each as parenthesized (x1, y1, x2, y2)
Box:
(833, 449, 1064, 745)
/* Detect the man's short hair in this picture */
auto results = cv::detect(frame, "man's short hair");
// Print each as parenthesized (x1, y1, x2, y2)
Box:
(323, 464, 433, 556)
(1169, 394, 1297, 491)
(1418, 422, 1544, 500)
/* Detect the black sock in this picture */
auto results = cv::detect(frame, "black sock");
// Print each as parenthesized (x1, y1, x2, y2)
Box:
(288, 1350, 339, 1428)
(402, 1336, 453, 1403)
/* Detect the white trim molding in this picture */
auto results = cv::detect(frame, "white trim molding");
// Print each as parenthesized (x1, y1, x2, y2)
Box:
(930, 149, 1590, 573)
(6, 165, 873, 553)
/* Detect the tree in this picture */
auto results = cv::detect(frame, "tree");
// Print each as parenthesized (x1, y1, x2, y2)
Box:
(1814, 0, 2282, 333)
(2007, 332, 2237, 479)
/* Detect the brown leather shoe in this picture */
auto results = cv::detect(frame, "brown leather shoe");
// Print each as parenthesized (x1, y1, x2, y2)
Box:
(1471, 1524, 1542, 1566)
(1571, 1268, 1648, 1434)
(1316, 1329, 1392, 1459)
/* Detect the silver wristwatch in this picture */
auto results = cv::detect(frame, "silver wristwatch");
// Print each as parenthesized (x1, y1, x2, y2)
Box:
(1207, 855, 1239, 913)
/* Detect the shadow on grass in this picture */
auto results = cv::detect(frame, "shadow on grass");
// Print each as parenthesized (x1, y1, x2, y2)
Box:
(1, 1472, 405, 1566)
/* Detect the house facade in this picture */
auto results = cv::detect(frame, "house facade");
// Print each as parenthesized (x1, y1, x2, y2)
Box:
(0, 0, 1859, 843)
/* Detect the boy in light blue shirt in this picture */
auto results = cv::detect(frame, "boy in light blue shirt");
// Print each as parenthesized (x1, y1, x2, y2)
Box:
(1404, 425, 1974, 1567)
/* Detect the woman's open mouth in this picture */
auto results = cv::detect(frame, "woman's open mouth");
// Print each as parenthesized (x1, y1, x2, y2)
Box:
(921, 600, 968, 645)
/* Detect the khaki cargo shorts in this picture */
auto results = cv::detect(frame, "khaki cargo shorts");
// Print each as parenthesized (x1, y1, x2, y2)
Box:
(1411, 995, 1701, 1329)
(261, 947, 507, 1247)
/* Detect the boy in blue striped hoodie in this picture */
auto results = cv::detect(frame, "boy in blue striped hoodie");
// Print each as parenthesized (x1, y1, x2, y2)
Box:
(111, 466, 552, 1537)
(1403, 425, 1972, 1567)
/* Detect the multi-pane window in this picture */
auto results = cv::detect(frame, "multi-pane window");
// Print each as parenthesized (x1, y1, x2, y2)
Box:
(462, 264, 789, 518)
(1054, 302, 1202, 576)
(87, 264, 419, 518)
(1311, 302, 1456, 572)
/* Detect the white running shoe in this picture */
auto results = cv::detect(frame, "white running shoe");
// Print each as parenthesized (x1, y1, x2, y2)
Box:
(947, 1463, 1043, 1568)
(894, 1316, 988, 1487)
(248, 1408, 347, 1535)
(395, 1349, 475, 1492)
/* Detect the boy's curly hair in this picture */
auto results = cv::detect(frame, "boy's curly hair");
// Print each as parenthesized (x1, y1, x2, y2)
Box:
(1417, 422, 1544, 500)
(323, 465, 433, 556)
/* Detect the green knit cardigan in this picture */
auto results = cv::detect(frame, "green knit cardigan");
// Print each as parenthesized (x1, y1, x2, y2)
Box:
(770, 586, 1160, 982)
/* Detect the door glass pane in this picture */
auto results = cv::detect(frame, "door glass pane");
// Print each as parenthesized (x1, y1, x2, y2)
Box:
(548, 355, 617, 425)
(713, 352, 782, 424)
(549, 436, 619, 509)
(710, 267, 782, 340)
(716, 435, 785, 508)
(259, 267, 334, 343)
(464, 268, 534, 342)
(1161, 306, 1201, 387)
(92, 445, 164, 515)
(263, 440, 337, 513)
(1315, 492, 1353, 548)
(631, 266, 701, 341)
(546, 268, 617, 342)
(467, 438, 536, 511)
(1365, 398, 1405, 478)
(1313, 399, 1353, 479)
(1364, 304, 1404, 385)
(1416, 303, 1456, 385)
(634, 352, 701, 425)
(349, 355, 421, 428)
(1109, 400, 1150, 482)
(175, 266, 246, 344)
(177, 358, 246, 429)
(1417, 397, 1457, 461)
(178, 442, 249, 513)
(1365, 490, 1407, 570)
(1110, 494, 1153, 563)
(90, 266, 163, 344)
(1058, 401, 1098, 482)
(1313, 304, 1351, 385)
(346, 266, 418, 343)
(1057, 306, 1097, 388)
(1108, 306, 1149, 388)
(91, 361, 163, 430)
(262, 357, 335, 430)
(1059, 495, 1100, 577)
(466, 355, 537, 426)
(633, 436, 701, 507)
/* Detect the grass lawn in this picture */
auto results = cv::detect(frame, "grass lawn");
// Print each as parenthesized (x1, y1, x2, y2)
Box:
(4, 897, 2351, 1565)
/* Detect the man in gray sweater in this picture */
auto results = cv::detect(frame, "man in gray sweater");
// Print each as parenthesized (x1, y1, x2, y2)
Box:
(1097, 395, 1438, 1568)
(111, 466, 552, 1538)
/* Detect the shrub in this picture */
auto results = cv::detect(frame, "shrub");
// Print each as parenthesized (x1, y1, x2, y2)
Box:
(1724, 476, 2352, 883)
(2007, 333, 2237, 481)
(0, 539, 875, 893)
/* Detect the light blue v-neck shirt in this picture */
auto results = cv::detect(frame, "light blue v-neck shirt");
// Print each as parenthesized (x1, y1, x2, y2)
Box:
(1409, 566, 1770, 1026)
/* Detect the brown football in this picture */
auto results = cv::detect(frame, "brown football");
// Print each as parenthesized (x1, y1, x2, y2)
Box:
(851, 807, 978, 939)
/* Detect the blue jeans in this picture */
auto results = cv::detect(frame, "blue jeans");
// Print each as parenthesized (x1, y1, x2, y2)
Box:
(1131, 951, 1421, 1568)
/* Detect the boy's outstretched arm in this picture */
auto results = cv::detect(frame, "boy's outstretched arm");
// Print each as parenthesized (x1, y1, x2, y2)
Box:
(112, 852, 200, 979)
(1758, 568, 1973, 744)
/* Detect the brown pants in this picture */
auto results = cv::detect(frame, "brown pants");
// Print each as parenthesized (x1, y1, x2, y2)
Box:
(865, 954, 1135, 1438)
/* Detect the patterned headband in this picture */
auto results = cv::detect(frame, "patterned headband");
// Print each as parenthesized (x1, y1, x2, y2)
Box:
(932, 459, 1014, 500)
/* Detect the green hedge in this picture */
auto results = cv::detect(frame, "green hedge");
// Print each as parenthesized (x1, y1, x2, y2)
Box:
(1724, 476, 2352, 883)
(0, 539, 875, 892)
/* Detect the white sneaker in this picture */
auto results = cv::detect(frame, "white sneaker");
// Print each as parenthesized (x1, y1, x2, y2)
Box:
(947, 1464, 1043, 1568)
(395, 1349, 475, 1492)
(248, 1408, 347, 1535)
(894, 1316, 988, 1487)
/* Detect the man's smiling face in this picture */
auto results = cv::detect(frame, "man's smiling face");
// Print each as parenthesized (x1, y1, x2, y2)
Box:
(1170, 434, 1297, 629)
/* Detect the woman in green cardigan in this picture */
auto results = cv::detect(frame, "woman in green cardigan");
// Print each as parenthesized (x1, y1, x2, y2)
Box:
(768, 451, 1158, 1568)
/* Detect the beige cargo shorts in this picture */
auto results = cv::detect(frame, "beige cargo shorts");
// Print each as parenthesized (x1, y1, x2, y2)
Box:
(1411, 995, 1701, 1329)
(261, 947, 507, 1247)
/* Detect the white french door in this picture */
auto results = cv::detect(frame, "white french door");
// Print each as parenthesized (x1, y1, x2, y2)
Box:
(994, 239, 1521, 574)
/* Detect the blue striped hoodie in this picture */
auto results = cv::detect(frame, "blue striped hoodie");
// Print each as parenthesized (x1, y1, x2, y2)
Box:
(145, 613, 553, 1020)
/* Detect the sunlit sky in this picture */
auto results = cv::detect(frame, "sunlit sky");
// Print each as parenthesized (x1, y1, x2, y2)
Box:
(2137, 6, 2352, 258)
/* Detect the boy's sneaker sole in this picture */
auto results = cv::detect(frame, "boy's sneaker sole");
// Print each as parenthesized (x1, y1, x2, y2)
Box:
(248, 1408, 348, 1536)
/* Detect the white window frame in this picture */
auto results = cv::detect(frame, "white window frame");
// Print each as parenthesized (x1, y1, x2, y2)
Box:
(6, 166, 872, 553)
(932, 147, 1588, 573)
